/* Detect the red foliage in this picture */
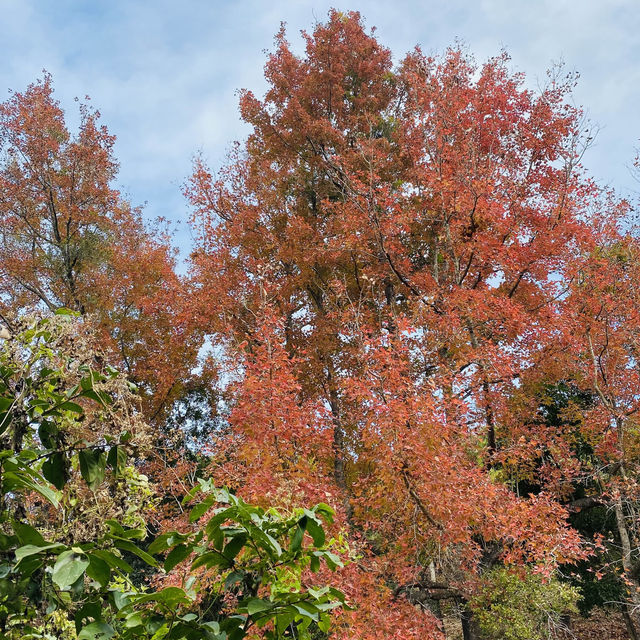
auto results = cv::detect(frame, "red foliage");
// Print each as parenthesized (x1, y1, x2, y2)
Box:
(0, 74, 201, 419)
(186, 11, 622, 636)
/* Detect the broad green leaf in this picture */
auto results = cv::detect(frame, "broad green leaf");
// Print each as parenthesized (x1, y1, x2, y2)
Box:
(58, 401, 84, 414)
(77, 621, 115, 639)
(112, 538, 158, 567)
(52, 550, 89, 589)
(42, 451, 66, 490)
(275, 608, 296, 635)
(3, 470, 60, 507)
(191, 550, 226, 571)
(86, 553, 111, 587)
(292, 601, 320, 621)
(15, 543, 64, 560)
(89, 549, 132, 573)
(313, 503, 335, 522)
(189, 494, 216, 523)
(13, 521, 47, 546)
(15, 554, 43, 577)
(38, 420, 58, 448)
(78, 449, 106, 490)
(106, 445, 127, 476)
(222, 532, 247, 564)
(290, 522, 304, 552)
(134, 586, 190, 607)
(75, 600, 103, 634)
(246, 598, 272, 615)
(124, 612, 144, 628)
(164, 543, 192, 572)
(303, 510, 325, 546)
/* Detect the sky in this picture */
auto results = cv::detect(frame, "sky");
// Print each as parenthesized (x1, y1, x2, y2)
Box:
(1, 0, 639, 259)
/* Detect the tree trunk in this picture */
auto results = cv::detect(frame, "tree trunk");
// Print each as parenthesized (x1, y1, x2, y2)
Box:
(460, 605, 481, 640)
(615, 496, 640, 638)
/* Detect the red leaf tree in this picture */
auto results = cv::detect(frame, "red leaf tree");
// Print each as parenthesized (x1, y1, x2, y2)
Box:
(187, 11, 613, 638)
(0, 75, 201, 420)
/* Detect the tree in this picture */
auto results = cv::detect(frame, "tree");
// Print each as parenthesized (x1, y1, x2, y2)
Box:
(0, 75, 200, 421)
(498, 223, 640, 638)
(186, 10, 604, 638)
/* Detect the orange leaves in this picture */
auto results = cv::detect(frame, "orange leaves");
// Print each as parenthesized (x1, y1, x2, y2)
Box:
(185, 9, 631, 636)
(0, 76, 201, 421)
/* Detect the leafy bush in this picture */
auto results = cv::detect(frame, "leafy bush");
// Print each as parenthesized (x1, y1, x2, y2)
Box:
(0, 314, 345, 639)
(469, 567, 579, 640)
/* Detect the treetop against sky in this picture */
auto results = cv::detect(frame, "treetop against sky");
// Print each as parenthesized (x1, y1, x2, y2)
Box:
(0, 0, 638, 257)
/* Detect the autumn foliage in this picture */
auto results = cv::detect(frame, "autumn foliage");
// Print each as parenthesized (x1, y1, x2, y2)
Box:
(185, 10, 640, 639)
(3, 8, 640, 640)
(0, 76, 200, 419)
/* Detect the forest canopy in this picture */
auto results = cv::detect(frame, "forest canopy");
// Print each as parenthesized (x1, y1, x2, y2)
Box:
(1, 9, 639, 640)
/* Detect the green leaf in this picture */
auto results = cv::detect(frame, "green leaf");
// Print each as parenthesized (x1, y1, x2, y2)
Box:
(42, 451, 66, 490)
(292, 601, 320, 621)
(78, 449, 106, 490)
(290, 522, 304, 552)
(77, 622, 115, 639)
(112, 590, 133, 610)
(189, 494, 216, 523)
(58, 401, 84, 414)
(75, 600, 103, 633)
(80, 389, 107, 406)
(164, 543, 192, 572)
(13, 521, 47, 546)
(3, 470, 60, 507)
(15, 543, 64, 560)
(86, 553, 111, 587)
(313, 503, 335, 523)
(275, 608, 296, 635)
(181, 482, 201, 505)
(54, 308, 79, 317)
(0, 410, 11, 436)
(52, 550, 89, 589)
(303, 510, 325, 546)
(248, 525, 282, 558)
(15, 554, 43, 577)
(224, 570, 244, 590)
(246, 598, 272, 615)
(191, 550, 226, 571)
(147, 531, 190, 555)
(206, 508, 236, 545)
(112, 538, 158, 567)
(134, 586, 190, 607)
(104, 520, 126, 536)
(38, 420, 58, 448)
(315, 550, 342, 570)
(106, 445, 127, 477)
(147, 532, 172, 555)
(0, 532, 16, 551)
(123, 612, 144, 629)
(89, 549, 132, 574)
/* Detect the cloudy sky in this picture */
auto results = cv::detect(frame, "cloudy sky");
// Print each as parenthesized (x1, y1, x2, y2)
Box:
(1, 0, 639, 257)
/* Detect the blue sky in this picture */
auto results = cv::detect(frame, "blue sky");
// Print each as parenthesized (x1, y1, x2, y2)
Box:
(1, 0, 639, 258)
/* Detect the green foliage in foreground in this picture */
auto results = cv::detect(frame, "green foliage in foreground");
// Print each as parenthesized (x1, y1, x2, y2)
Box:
(0, 314, 346, 639)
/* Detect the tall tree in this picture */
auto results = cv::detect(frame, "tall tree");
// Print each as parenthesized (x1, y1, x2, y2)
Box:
(187, 11, 603, 637)
(0, 75, 200, 420)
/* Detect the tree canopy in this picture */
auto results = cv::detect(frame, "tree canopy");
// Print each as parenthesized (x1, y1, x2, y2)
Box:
(2, 8, 640, 640)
